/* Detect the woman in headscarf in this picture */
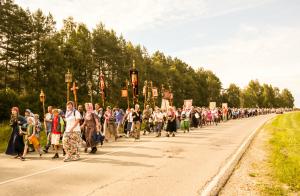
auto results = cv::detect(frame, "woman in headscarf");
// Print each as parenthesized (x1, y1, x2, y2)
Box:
(166, 107, 176, 137)
(104, 106, 117, 141)
(6, 107, 27, 158)
(81, 103, 101, 154)
(153, 107, 164, 137)
(20, 116, 43, 161)
(34, 114, 42, 140)
(180, 106, 191, 133)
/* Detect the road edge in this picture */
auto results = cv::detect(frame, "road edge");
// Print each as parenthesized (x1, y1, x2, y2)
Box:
(199, 115, 275, 196)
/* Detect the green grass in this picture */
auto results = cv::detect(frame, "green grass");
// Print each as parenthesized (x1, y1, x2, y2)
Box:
(0, 122, 47, 153)
(261, 184, 286, 196)
(0, 122, 11, 153)
(263, 112, 300, 194)
(249, 172, 258, 177)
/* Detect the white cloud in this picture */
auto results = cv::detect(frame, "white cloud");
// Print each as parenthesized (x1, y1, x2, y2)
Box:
(15, 0, 205, 31)
(15, 0, 299, 106)
(15, 0, 272, 32)
(174, 25, 300, 106)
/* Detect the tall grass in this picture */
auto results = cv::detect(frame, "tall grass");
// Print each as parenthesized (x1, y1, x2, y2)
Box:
(265, 112, 300, 192)
(0, 122, 11, 153)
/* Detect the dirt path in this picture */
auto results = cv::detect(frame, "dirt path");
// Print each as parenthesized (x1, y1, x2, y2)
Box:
(219, 127, 271, 195)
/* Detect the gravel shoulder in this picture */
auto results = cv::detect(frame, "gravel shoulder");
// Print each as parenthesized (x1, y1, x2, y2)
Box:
(219, 127, 271, 196)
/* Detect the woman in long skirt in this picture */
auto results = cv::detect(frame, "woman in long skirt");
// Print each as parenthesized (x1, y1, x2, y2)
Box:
(180, 107, 191, 133)
(166, 107, 176, 137)
(81, 103, 101, 154)
(63, 101, 82, 162)
(153, 107, 164, 137)
(20, 117, 43, 161)
(6, 107, 27, 158)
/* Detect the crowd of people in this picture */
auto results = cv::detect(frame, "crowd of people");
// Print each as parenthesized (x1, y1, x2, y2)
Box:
(5, 101, 286, 162)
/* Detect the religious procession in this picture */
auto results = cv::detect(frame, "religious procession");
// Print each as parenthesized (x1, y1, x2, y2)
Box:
(1, 1, 299, 195)
(4, 61, 287, 162)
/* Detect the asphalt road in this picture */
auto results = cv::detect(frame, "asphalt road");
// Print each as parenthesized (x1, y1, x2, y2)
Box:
(0, 114, 275, 196)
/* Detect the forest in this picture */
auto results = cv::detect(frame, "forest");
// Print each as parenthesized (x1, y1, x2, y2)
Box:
(0, 0, 294, 120)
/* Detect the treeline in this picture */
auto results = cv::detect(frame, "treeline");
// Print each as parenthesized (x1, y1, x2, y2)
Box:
(0, 1, 294, 119)
(221, 81, 294, 108)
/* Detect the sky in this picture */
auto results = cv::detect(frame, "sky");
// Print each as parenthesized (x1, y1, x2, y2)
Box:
(15, 0, 300, 107)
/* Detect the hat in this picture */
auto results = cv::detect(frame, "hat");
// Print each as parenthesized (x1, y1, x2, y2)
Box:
(11, 107, 19, 113)
(66, 101, 74, 106)
(27, 117, 35, 126)
(25, 109, 31, 113)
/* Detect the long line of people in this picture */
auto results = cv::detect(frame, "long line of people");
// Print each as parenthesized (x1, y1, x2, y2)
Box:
(5, 102, 288, 162)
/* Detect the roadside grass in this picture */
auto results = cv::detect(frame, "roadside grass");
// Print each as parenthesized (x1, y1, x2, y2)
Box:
(262, 112, 300, 195)
(0, 122, 11, 153)
(261, 184, 286, 196)
(0, 121, 47, 153)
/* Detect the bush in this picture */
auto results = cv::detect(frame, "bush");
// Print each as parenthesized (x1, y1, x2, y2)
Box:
(19, 92, 43, 116)
(0, 88, 45, 121)
(0, 88, 20, 121)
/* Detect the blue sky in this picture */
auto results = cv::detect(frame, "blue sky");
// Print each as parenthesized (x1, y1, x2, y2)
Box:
(16, 0, 300, 107)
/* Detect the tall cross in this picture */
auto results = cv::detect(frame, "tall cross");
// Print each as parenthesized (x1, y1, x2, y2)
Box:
(71, 82, 79, 108)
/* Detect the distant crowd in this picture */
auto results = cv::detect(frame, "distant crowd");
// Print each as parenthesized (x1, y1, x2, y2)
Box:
(5, 101, 291, 162)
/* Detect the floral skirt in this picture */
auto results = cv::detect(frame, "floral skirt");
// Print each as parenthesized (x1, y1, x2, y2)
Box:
(63, 132, 81, 158)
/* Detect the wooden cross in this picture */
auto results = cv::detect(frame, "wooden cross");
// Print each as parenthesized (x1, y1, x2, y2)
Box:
(71, 82, 79, 108)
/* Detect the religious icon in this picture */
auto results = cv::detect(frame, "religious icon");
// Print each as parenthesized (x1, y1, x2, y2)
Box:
(131, 72, 138, 86)
(100, 74, 105, 90)
(121, 89, 128, 98)
(184, 99, 193, 109)
(152, 88, 158, 97)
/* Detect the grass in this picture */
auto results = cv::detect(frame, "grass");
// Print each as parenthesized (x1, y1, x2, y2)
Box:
(0, 121, 47, 153)
(0, 122, 11, 153)
(262, 112, 300, 194)
(261, 184, 287, 196)
(249, 172, 258, 177)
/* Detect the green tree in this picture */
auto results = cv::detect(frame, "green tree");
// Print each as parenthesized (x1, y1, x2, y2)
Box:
(242, 80, 263, 108)
(273, 87, 282, 107)
(226, 83, 241, 108)
(0, 0, 296, 121)
(0, 1, 32, 91)
(262, 84, 275, 108)
(205, 70, 221, 104)
(30, 9, 56, 91)
(280, 88, 294, 108)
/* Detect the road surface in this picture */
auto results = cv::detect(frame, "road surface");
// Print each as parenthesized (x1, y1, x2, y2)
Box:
(0, 114, 275, 196)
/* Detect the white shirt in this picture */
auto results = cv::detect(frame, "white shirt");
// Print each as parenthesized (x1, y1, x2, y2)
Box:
(45, 113, 52, 121)
(65, 110, 81, 132)
(127, 112, 133, 123)
(182, 110, 191, 120)
(212, 109, 218, 117)
(154, 112, 163, 122)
